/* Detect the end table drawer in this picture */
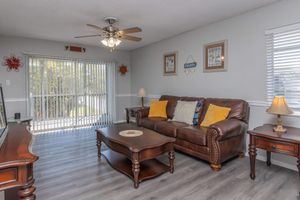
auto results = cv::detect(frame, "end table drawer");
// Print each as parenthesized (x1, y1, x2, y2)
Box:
(0, 168, 18, 186)
(130, 110, 136, 117)
(256, 138, 298, 155)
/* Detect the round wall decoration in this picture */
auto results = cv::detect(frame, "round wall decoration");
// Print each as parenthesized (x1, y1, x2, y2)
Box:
(119, 130, 143, 137)
(2, 55, 23, 71)
(119, 65, 128, 75)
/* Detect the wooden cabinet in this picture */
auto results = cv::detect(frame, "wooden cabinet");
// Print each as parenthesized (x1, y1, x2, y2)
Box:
(0, 124, 38, 200)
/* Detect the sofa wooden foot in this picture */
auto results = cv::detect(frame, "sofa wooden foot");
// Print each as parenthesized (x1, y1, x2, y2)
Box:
(210, 163, 221, 171)
(239, 152, 245, 158)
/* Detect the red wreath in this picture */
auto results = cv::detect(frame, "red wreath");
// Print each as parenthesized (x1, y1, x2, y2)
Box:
(2, 55, 23, 71)
(119, 65, 128, 75)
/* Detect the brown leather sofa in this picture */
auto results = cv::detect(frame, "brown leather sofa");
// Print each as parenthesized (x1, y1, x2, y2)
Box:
(136, 95, 250, 171)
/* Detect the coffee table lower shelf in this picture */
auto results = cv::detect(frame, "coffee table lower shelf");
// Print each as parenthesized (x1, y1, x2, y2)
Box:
(101, 149, 170, 186)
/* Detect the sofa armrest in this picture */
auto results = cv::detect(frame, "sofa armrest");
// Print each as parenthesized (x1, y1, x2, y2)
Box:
(209, 119, 248, 141)
(136, 107, 150, 126)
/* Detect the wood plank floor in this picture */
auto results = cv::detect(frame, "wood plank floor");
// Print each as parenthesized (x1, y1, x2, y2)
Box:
(32, 127, 300, 200)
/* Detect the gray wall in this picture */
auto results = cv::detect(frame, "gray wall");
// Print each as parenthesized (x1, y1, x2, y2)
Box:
(130, 0, 300, 171)
(0, 36, 131, 122)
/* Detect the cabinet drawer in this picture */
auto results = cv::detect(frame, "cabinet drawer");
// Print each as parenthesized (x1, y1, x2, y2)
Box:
(0, 168, 18, 186)
(256, 138, 298, 156)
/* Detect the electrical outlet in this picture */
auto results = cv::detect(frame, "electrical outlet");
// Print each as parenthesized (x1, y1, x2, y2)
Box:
(5, 80, 10, 86)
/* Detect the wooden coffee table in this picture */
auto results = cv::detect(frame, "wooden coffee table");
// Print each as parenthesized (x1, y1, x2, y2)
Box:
(96, 123, 175, 188)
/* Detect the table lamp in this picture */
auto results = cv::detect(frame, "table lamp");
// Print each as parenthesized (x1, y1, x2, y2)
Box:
(138, 88, 146, 107)
(266, 96, 293, 133)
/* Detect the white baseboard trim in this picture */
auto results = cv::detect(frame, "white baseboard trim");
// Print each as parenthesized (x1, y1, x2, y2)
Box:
(245, 153, 297, 171)
(114, 120, 137, 124)
(114, 120, 126, 124)
(116, 94, 132, 97)
(5, 98, 27, 102)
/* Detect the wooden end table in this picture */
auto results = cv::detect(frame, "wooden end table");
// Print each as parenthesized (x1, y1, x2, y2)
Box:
(248, 124, 300, 179)
(96, 123, 175, 188)
(125, 107, 144, 123)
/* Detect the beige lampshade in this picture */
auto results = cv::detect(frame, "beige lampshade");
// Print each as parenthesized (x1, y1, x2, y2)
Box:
(138, 88, 146, 97)
(266, 96, 293, 115)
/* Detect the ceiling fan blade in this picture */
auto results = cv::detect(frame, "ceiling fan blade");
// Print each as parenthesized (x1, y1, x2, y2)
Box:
(118, 27, 142, 35)
(87, 24, 104, 32)
(120, 35, 142, 42)
(75, 34, 101, 38)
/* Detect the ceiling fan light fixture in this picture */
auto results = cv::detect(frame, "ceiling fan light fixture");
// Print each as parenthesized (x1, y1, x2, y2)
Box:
(101, 37, 121, 48)
(77, 17, 141, 51)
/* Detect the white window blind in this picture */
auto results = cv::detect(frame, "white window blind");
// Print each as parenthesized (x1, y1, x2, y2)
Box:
(27, 55, 116, 132)
(266, 23, 300, 108)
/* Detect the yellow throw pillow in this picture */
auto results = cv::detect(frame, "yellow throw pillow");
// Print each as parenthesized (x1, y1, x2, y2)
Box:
(200, 104, 231, 127)
(148, 100, 168, 118)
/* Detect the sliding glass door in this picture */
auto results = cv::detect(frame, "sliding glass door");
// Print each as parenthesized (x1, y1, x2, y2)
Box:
(28, 56, 115, 132)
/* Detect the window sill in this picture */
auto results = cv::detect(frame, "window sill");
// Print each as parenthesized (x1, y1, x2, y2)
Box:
(286, 111, 300, 118)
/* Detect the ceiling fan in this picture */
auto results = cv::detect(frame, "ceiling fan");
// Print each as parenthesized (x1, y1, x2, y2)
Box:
(75, 17, 142, 51)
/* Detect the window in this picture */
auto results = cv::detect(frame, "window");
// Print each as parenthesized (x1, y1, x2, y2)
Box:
(266, 23, 300, 108)
(27, 55, 116, 132)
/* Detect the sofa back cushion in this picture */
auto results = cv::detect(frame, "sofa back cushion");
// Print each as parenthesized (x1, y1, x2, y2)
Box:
(199, 98, 249, 123)
(200, 104, 231, 127)
(172, 100, 198, 125)
(180, 96, 205, 125)
(148, 100, 168, 118)
(159, 95, 181, 119)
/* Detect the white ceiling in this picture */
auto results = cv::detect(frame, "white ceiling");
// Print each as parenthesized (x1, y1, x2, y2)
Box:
(0, 0, 279, 50)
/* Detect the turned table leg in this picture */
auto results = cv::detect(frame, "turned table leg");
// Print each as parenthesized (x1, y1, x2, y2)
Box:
(168, 151, 175, 173)
(297, 158, 300, 177)
(96, 134, 102, 159)
(125, 108, 130, 123)
(132, 160, 140, 189)
(249, 142, 257, 180)
(18, 178, 36, 200)
(266, 151, 271, 166)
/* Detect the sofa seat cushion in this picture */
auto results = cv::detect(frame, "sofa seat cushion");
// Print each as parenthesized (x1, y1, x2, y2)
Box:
(139, 117, 167, 130)
(177, 126, 208, 146)
(154, 121, 189, 137)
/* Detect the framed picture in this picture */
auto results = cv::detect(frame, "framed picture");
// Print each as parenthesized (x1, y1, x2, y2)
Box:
(204, 40, 228, 72)
(164, 52, 177, 75)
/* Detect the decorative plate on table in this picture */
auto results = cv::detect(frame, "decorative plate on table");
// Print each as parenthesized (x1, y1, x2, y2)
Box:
(119, 130, 143, 137)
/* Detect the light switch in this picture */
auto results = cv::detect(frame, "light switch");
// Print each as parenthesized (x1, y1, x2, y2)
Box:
(5, 80, 10, 86)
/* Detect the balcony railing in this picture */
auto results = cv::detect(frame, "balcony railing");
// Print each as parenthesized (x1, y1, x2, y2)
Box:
(30, 93, 112, 132)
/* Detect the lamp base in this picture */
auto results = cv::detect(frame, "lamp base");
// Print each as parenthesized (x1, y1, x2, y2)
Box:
(141, 97, 144, 108)
(273, 125, 287, 133)
(272, 114, 287, 133)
